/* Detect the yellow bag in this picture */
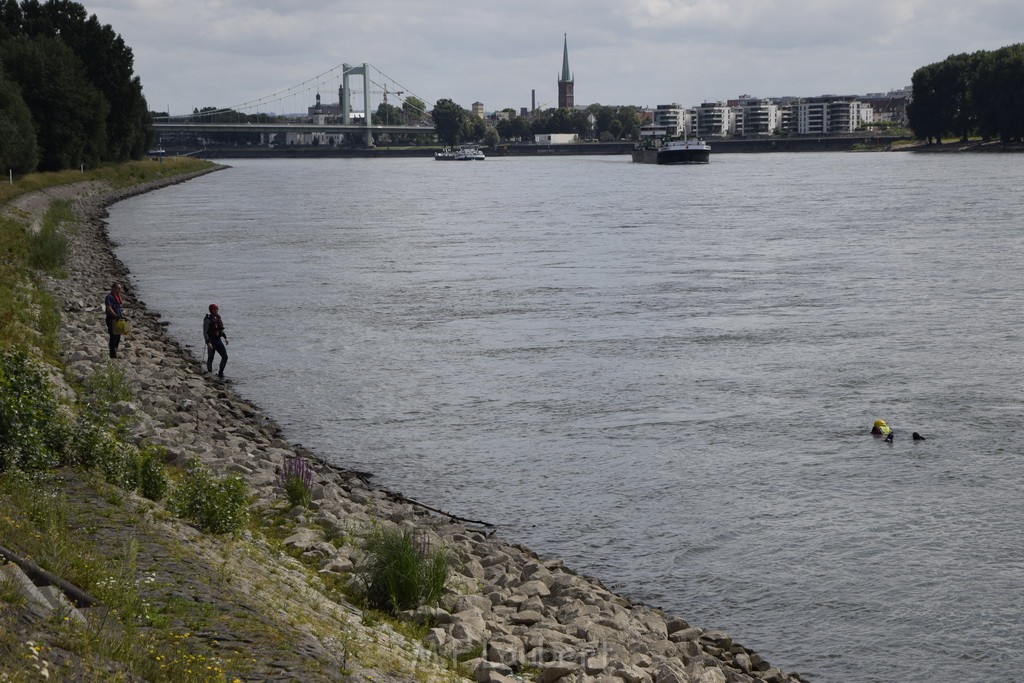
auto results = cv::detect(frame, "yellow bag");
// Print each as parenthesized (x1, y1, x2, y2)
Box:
(113, 318, 130, 336)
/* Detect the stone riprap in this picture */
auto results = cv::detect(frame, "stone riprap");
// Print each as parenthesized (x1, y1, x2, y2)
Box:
(44, 170, 806, 683)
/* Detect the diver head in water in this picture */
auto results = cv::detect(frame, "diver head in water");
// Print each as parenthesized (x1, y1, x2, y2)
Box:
(871, 419, 891, 436)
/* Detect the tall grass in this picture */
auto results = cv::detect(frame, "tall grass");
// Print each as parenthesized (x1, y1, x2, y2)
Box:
(27, 200, 73, 274)
(357, 527, 451, 614)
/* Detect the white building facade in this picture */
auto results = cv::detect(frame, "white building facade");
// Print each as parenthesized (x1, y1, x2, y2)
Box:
(695, 102, 733, 138)
(652, 104, 694, 137)
(672, 96, 876, 137)
(792, 98, 874, 135)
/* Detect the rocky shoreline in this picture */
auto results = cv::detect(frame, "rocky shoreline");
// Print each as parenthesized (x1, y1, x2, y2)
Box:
(45, 168, 805, 683)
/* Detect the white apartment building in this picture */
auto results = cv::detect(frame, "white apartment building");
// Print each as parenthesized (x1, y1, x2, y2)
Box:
(730, 97, 781, 136)
(678, 97, 875, 137)
(652, 104, 695, 137)
(695, 102, 733, 138)
(793, 99, 874, 135)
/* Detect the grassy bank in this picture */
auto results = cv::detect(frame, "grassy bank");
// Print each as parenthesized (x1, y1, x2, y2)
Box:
(0, 158, 214, 359)
(0, 160, 467, 682)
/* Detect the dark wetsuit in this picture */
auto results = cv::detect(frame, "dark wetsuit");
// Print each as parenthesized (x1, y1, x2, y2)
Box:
(105, 290, 123, 358)
(203, 312, 228, 377)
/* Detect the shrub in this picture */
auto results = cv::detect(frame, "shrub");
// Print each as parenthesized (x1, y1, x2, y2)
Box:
(68, 409, 135, 487)
(85, 361, 133, 406)
(27, 201, 72, 274)
(169, 459, 250, 534)
(356, 527, 451, 614)
(130, 443, 169, 502)
(0, 350, 67, 471)
(280, 455, 313, 508)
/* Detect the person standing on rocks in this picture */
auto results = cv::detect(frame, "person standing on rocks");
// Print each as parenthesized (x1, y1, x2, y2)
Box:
(203, 303, 228, 378)
(104, 281, 125, 358)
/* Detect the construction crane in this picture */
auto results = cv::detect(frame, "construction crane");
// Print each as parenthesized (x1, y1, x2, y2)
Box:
(344, 87, 405, 106)
(381, 85, 404, 106)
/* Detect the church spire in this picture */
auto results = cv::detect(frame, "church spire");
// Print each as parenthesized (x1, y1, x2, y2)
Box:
(558, 34, 574, 109)
(560, 33, 571, 83)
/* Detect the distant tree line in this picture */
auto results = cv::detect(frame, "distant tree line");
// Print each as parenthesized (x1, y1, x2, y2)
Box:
(908, 43, 1024, 144)
(430, 99, 642, 146)
(0, 0, 152, 173)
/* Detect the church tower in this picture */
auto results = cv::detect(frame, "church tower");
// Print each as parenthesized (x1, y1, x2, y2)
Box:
(558, 34, 574, 109)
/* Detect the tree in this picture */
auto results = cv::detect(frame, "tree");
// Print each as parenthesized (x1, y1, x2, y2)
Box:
(0, 0, 22, 39)
(0, 35, 107, 170)
(462, 115, 486, 142)
(0, 0, 152, 167)
(374, 101, 403, 126)
(481, 126, 500, 148)
(614, 106, 641, 141)
(907, 64, 942, 143)
(972, 44, 1024, 143)
(402, 95, 427, 123)
(431, 98, 467, 145)
(510, 115, 532, 141)
(588, 104, 617, 137)
(0, 66, 37, 173)
(909, 43, 1024, 144)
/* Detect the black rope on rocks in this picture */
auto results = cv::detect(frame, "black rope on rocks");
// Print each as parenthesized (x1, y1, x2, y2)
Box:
(381, 491, 497, 530)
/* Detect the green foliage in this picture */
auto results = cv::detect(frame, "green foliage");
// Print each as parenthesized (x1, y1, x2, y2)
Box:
(69, 407, 133, 487)
(970, 44, 1024, 143)
(481, 126, 500, 149)
(85, 360, 133, 405)
(0, 350, 67, 472)
(130, 443, 168, 502)
(283, 475, 312, 508)
(0, 34, 108, 171)
(909, 43, 1024, 143)
(355, 527, 451, 614)
(280, 455, 313, 508)
(27, 199, 72, 273)
(169, 459, 250, 534)
(0, 0, 152, 171)
(431, 99, 468, 145)
(0, 352, 166, 501)
(0, 66, 38, 174)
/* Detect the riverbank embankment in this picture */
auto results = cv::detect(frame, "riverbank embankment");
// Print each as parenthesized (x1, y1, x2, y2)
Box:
(37, 168, 805, 683)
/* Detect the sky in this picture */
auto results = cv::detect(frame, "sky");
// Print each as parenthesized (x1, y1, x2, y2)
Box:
(85, 0, 1024, 116)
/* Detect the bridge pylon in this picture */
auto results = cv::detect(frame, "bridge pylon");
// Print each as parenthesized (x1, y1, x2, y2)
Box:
(342, 63, 374, 147)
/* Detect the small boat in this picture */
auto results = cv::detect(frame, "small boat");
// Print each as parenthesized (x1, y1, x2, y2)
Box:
(454, 144, 485, 161)
(632, 137, 710, 165)
(434, 147, 456, 160)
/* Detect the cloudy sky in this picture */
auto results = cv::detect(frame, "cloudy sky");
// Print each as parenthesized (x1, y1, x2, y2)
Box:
(87, 0, 1022, 116)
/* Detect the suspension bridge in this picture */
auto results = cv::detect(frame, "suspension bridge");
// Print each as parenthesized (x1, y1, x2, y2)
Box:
(152, 63, 435, 147)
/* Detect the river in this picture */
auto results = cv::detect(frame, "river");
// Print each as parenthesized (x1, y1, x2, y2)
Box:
(107, 152, 1024, 682)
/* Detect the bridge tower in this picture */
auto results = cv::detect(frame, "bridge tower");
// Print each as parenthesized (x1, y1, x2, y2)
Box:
(342, 63, 374, 147)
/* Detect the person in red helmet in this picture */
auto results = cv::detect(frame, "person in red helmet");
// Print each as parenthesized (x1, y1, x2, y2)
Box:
(203, 303, 228, 378)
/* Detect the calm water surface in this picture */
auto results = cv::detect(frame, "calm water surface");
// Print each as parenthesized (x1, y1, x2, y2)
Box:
(108, 153, 1024, 682)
